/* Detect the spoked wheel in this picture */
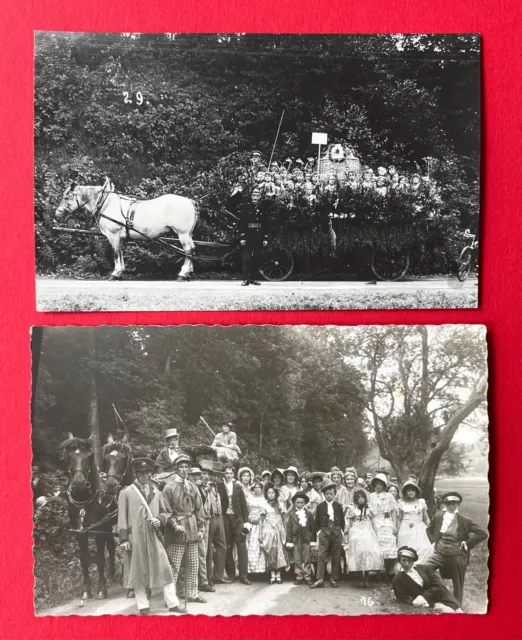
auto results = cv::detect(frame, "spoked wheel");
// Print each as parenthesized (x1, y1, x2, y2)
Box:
(258, 249, 294, 282)
(457, 246, 473, 282)
(371, 247, 410, 281)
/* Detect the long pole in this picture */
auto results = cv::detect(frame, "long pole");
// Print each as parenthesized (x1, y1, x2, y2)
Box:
(200, 416, 216, 438)
(317, 144, 322, 178)
(268, 109, 285, 170)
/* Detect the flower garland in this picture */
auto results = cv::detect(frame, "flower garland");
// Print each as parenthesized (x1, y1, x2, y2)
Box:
(328, 144, 346, 163)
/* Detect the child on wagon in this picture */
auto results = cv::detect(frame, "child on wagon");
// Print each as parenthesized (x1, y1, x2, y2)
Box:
(286, 491, 315, 585)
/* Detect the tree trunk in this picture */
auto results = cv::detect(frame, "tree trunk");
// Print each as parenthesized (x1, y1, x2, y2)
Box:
(259, 411, 263, 450)
(87, 329, 101, 468)
(419, 375, 487, 511)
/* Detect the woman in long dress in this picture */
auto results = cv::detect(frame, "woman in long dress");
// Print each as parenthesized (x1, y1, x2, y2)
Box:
(245, 478, 268, 576)
(259, 483, 289, 584)
(397, 480, 433, 563)
(344, 489, 384, 587)
(369, 473, 398, 579)
(237, 466, 254, 498)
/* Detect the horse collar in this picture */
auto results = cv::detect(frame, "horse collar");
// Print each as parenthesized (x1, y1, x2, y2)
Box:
(67, 484, 97, 508)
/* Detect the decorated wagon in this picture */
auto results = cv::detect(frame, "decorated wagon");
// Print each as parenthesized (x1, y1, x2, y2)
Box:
(217, 143, 455, 282)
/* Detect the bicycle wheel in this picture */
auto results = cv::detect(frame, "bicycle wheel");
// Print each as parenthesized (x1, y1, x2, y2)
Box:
(258, 249, 294, 282)
(371, 247, 410, 281)
(457, 246, 473, 282)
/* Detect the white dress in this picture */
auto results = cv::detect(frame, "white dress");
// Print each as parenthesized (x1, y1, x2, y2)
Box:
(397, 498, 433, 563)
(344, 506, 384, 572)
(369, 491, 398, 559)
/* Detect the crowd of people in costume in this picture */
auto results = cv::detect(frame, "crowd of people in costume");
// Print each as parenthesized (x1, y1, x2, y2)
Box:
(112, 426, 487, 615)
(228, 150, 443, 222)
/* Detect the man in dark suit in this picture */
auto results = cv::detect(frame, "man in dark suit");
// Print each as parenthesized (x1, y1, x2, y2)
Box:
(425, 492, 488, 605)
(393, 546, 463, 612)
(239, 188, 269, 286)
(310, 480, 345, 589)
(216, 463, 251, 585)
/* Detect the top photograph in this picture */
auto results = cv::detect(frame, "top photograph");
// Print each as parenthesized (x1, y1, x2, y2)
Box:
(34, 33, 480, 312)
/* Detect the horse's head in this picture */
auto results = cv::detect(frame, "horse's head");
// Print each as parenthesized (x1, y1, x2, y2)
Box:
(60, 432, 95, 491)
(101, 434, 132, 495)
(55, 182, 82, 219)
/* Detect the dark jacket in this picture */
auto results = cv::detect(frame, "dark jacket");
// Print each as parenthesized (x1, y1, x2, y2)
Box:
(217, 481, 249, 523)
(392, 565, 461, 610)
(239, 201, 269, 245)
(426, 512, 488, 554)
(154, 447, 188, 473)
(314, 500, 345, 532)
(286, 508, 316, 543)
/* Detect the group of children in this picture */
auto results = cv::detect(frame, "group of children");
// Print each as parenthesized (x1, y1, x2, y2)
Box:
(216, 463, 487, 613)
(232, 150, 441, 212)
(226, 465, 429, 590)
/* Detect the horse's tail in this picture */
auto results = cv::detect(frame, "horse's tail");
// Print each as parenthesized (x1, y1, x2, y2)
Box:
(191, 199, 200, 234)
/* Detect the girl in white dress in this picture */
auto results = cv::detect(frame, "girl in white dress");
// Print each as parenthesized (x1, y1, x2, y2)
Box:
(344, 490, 384, 587)
(397, 481, 433, 564)
(369, 473, 398, 579)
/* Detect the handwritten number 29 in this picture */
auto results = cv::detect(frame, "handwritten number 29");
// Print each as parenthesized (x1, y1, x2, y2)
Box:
(122, 91, 144, 105)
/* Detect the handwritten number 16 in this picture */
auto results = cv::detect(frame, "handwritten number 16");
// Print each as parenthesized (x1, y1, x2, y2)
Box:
(123, 91, 144, 106)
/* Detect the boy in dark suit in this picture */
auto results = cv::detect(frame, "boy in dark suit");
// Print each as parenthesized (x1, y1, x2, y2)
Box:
(425, 492, 488, 605)
(286, 491, 316, 585)
(216, 463, 251, 585)
(393, 546, 463, 612)
(310, 480, 345, 589)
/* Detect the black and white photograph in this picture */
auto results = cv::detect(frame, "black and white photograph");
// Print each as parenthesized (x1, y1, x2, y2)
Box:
(32, 324, 489, 616)
(35, 33, 480, 311)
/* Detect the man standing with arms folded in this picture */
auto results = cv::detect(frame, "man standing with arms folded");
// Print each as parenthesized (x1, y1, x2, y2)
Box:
(162, 454, 207, 605)
(217, 463, 251, 584)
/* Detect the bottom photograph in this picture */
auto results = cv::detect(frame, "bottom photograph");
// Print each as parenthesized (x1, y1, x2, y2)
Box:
(31, 324, 489, 616)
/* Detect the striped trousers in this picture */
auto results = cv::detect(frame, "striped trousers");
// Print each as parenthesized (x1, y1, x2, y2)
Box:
(166, 541, 199, 599)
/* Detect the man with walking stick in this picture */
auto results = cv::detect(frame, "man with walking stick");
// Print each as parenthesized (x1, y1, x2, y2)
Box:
(163, 454, 208, 606)
(117, 458, 185, 615)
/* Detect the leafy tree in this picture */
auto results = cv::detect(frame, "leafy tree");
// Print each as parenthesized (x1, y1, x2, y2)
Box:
(337, 325, 487, 509)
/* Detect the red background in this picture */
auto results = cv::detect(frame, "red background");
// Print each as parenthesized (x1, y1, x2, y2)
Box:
(1, 0, 521, 638)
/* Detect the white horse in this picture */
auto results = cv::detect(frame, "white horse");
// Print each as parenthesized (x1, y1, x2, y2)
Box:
(55, 180, 198, 281)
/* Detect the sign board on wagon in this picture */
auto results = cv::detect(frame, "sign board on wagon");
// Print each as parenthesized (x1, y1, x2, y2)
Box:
(312, 132, 328, 175)
(312, 132, 328, 145)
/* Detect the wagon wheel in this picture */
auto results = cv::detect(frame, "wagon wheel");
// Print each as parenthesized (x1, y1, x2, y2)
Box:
(258, 249, 294, 282)
(457, 246, 473, 282)
(371, 247, 410, 281)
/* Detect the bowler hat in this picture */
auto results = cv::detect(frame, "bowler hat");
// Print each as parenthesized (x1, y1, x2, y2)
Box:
(320, 479, 337, 494)
(291, 491, 310, 505)
(131, 457, 155, 472)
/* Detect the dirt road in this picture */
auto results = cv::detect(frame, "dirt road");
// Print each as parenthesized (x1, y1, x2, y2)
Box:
(38, 579, 390, 617)
(36, 277, 477, 311)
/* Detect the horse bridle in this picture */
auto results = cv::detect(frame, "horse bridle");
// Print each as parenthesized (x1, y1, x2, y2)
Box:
(102, 442, 132, 490)
(58, 185, 110, 223)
